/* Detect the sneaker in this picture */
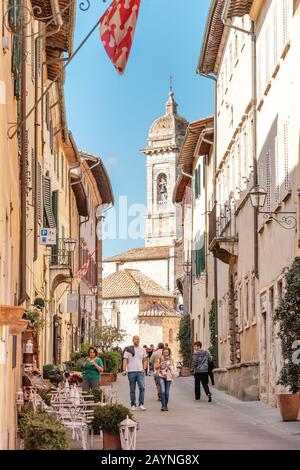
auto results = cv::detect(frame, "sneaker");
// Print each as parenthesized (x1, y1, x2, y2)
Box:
(139, 405, 146, 411)
(208, 394, 212, 403)
(161, 407, 165, 411)
(131, 406, 136, 411)
(165, 406, 169, 411)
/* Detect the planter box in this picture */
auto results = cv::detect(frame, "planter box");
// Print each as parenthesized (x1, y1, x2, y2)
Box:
(100, 373, 115, 386)
(0, 305, 25, 326)
(103, 430, 121, 450)
(10, 320, 30, 335)
(277, 394, 300, 421)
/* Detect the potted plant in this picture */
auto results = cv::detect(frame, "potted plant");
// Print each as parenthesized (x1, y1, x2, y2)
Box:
(18, 407, 69, 450)
(177, 314, 192, 376)
(91, 325, 127, 385)
(274, 258, 300, 421)
(92, 404, 134, 450)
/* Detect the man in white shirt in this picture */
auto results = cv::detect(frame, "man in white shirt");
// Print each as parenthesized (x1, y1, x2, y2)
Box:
(122, 336, 148, 411)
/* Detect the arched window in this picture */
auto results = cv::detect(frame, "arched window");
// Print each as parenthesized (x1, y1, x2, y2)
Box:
(157, 173, 168, 204)
(169, 328, 173, 344)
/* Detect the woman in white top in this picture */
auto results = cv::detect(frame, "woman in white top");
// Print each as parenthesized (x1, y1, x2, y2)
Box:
(155, 347, 176, 411)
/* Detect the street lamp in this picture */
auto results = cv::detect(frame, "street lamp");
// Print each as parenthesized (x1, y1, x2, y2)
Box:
(64, 238, 77, 253)
(249, 185, 267, 209)
(249, 185, 296, 230)
(183, 260, 192, 275)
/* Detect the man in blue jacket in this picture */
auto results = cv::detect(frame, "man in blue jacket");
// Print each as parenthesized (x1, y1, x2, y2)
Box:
(192, 341, 212, 402)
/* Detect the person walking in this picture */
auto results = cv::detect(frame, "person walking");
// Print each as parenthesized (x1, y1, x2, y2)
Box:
(149, 342, 164, 400)
(81, 347, 104, 392)
(192, 341, 212, 402)
(122, 336, 148, 411)
(155, 347, 176, 411)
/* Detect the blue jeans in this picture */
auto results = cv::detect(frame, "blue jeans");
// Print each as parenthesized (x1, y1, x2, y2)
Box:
(158, 377, 171, 408)
(128, 372, 145, 406)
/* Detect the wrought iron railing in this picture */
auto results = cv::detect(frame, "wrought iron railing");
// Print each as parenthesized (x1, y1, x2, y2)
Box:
(51, 238, 71, 268)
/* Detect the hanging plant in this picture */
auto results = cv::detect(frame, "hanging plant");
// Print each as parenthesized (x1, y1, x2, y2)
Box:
(25, 309, 46, 332)
(177, 314, 192, 367)
(274, 257, 300, 394)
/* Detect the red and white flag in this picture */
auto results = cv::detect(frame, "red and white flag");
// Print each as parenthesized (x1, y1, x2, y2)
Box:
(100, 0, 141, 74)
(74, 251, 95, 283)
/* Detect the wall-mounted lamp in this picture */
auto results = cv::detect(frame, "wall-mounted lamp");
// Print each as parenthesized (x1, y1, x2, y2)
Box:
(249, 185, 296, 230)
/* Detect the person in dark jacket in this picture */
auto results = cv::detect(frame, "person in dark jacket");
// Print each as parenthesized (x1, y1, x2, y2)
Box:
(191, 341, 212, 402)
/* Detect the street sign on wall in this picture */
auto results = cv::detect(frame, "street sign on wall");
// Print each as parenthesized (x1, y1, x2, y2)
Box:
(40, 228, 57, 245)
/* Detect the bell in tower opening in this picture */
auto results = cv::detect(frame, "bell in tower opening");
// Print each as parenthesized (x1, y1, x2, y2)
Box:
(158, 174, 168, 203)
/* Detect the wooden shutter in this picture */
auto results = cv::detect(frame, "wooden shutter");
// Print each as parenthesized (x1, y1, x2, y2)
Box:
(194, 168, 198, 199)
(273, 1, 279, 67)
(43, 176, 56, 228)
(283, 120, 290, 192)
(198, 165, 201, 197)
(275, 135, 280, 204)
(31, 28, 35, 82)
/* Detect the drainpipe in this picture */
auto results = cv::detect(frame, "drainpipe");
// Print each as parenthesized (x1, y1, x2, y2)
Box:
(19, 3, 27, 305)
(33, 35, 39, 262)
(197, 71, 219, 367)
(78, 214, 89, 344)
(251, 20, 259, 278)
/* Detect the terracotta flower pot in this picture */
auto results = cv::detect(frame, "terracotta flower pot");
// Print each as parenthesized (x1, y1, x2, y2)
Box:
(0, 305, 26, 326)
(100, 373, 115, 386)
(277, 393, 300, 421)
(22, 329, 34, 341)
(103, 430, 122, 450)
(181, 367, 191, 377)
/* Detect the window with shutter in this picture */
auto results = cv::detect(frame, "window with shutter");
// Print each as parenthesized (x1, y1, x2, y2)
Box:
(203, 157, 206, 188)
(275, 135, 280, 204)
(265, 150, 271, 211)
(194, 168, 198, 199)
(273, 0, 279, 66)
(43, 176, 56, 228)
(283, 120, 290, 192)
(198, 164, 201, 197)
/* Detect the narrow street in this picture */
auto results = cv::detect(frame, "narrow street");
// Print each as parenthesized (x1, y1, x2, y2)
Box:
(112, 375, 300, 450)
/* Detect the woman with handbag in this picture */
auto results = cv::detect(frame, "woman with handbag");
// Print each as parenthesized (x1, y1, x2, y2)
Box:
(155, 347, 176, 411)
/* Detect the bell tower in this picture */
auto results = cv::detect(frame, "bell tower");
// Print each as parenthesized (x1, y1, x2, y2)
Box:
(141, 91, 188, 247)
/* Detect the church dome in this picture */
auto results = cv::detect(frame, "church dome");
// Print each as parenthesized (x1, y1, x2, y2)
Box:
(148, 91, 188, 147)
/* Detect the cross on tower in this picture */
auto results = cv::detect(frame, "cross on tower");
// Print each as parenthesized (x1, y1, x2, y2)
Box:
(169, 74, 173, 92)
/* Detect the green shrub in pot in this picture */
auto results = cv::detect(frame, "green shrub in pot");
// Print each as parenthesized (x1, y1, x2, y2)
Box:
(92, 404, 134, 435)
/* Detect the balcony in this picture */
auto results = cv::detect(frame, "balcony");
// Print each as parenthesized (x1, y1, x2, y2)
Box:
(208, 204, 238, 265)
(49, 239, 73, 296)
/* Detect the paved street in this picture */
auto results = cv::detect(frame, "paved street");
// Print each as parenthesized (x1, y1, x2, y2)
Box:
(112, 374, 300, 450)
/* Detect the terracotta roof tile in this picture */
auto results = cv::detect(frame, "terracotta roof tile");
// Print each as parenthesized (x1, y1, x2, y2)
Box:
(105, 246, 170, 262)
(103, 269, 174, 299)
(139, 302, 183, 318)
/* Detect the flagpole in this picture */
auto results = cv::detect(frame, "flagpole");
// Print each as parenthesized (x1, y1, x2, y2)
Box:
(8, 18, 101, 140)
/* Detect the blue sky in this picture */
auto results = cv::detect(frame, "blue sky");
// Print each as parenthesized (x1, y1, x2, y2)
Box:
(65, 0, 213, 258)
